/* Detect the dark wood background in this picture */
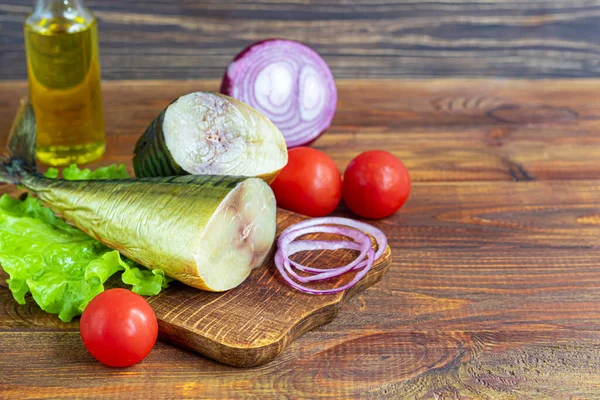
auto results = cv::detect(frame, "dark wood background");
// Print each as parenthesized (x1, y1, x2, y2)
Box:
(2, 0, 600, 80)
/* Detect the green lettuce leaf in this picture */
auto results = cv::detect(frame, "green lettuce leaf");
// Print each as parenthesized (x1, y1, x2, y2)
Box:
(0, 164, 170, 322)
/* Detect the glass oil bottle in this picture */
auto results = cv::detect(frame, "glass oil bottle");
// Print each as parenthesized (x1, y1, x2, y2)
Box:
(25, 0, 105, 166)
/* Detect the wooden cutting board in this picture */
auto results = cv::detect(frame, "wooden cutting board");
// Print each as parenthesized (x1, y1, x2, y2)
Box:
(148, 208, 391, 367)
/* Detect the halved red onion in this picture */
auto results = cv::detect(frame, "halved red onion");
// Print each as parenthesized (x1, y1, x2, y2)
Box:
(220, 39, 337, 148)
(274, 217, 387, 295)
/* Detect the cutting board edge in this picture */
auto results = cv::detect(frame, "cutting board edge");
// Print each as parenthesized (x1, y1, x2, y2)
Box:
(158, 246, 392, 367)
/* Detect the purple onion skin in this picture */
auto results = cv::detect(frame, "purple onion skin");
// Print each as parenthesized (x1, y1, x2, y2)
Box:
(219, 74, 232, 96)
(220, 39, 336, 148)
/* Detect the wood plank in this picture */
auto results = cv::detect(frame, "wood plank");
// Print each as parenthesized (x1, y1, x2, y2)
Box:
(2, 330, 600, 399)
(2, 79, 600, 182)
(2, 179, 600, 397)
(3, 1, 600, 79)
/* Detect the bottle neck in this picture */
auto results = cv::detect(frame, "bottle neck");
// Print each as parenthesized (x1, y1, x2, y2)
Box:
(34, 0, 84, 14)
(30, 0, 93, 26)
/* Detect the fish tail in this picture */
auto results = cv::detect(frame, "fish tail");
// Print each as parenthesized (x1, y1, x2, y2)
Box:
(1, 99, 37, 184)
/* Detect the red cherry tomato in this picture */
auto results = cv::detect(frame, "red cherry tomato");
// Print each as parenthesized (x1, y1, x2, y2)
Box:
(80, 288, 158, 367)
(271, 147, 342, 217)
(343, 150, 411, 219)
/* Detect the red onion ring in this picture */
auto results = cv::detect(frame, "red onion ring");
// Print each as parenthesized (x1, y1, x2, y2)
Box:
(274, 217, 387, 295)
(279, 217, 388, 260)
(275, 248, 375, 295)
(279, 225, 371, 281)
(287, 240, 363, 274)
(287, 240, 362, 254)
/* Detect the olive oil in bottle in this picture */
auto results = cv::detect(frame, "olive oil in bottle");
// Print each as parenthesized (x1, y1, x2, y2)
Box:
(24, 0, 105, 166)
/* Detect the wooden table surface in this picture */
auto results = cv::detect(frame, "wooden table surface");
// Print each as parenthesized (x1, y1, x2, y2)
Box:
(1, 79, 600, 398)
